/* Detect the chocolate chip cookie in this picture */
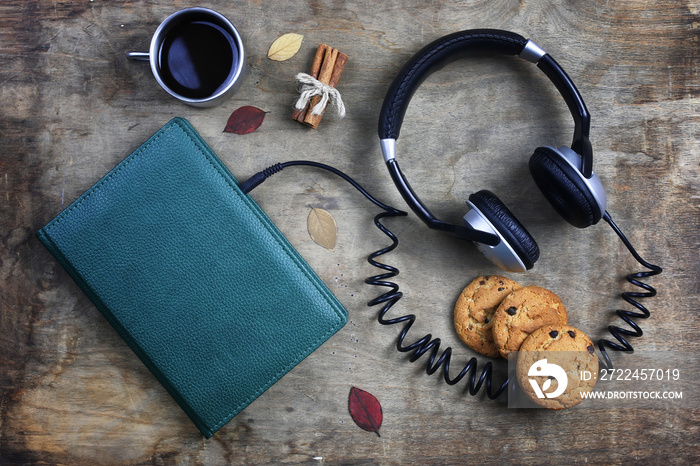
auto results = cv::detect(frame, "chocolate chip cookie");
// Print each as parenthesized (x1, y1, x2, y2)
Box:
(515, 324, 599, 409)
(453, 275, 522, 358)
(492, 286, 567, 358)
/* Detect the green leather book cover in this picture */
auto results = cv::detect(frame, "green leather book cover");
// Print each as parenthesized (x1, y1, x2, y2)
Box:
(36, 118, 348, 438)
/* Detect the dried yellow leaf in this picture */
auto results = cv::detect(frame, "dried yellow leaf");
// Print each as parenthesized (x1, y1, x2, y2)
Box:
(267, 33, 304, 61)
(307, 207, 337, 251)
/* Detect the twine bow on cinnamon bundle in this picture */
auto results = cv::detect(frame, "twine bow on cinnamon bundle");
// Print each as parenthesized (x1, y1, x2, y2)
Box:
(292, 44, 348, 129)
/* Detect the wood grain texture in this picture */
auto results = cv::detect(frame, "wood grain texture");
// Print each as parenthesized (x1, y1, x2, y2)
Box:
(1, 0, 698, 464)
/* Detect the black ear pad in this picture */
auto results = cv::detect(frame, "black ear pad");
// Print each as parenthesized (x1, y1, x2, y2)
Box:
(468, 190, 540, 269)
(529, 147, 602, 228)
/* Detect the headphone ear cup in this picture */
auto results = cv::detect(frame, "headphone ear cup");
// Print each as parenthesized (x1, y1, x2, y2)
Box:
(529, 146, 603, 228)
(468, 190, 540, 270)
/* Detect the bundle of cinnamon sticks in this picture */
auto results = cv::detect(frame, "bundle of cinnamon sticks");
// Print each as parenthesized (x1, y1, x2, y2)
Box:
(293, 44, 348, 129)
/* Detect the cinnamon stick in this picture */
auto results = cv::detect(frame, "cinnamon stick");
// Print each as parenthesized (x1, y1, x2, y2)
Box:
(301, 46, 337, 123)
(292, 44, 329, 121)
(302, 51, 348, 129)
(292, 44, 348, 129)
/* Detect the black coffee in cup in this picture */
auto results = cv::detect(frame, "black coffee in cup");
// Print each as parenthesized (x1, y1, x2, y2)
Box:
(127, 8, 245, 107)
(158, 20, 239, 99)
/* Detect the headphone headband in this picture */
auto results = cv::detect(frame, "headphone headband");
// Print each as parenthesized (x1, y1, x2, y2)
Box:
(379, 30, 526, 139)
(378, 30, 591, 173)
(378, 29, 593, 245)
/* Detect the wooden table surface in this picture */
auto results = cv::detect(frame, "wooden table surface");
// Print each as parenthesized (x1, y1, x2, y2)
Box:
(2, 0, 698, 464)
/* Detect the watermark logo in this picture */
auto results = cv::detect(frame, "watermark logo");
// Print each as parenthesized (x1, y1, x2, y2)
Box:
(527, 358, 568, 399)
(509, 350, 693, 409)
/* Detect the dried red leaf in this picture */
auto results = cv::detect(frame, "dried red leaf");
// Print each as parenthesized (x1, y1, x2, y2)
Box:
(224, 106, 267, 134)
(348, 386, 382, 437)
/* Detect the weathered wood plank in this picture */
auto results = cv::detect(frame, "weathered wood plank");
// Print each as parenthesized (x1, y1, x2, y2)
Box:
(2, 0, 698, 463)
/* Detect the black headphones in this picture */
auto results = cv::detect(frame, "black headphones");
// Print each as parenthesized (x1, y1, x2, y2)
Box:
(378, 29, 607, 273)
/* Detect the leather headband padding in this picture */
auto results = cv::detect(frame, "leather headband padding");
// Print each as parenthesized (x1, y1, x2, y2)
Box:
(378, 29, 527, 140)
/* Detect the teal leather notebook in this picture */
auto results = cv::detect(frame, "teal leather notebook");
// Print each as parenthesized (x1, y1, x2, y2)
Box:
(37, 118, 348, 438)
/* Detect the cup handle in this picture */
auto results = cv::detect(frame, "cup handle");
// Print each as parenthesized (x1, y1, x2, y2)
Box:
(126, 51, 150, 61)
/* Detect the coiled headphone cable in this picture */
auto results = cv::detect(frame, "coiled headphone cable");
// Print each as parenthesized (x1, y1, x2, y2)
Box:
(598, 212, 663, 370)
(242, 161, 662, 397)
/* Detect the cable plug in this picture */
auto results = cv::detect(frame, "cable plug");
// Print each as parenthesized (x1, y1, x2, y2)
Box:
(239, 163, 284, 194)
